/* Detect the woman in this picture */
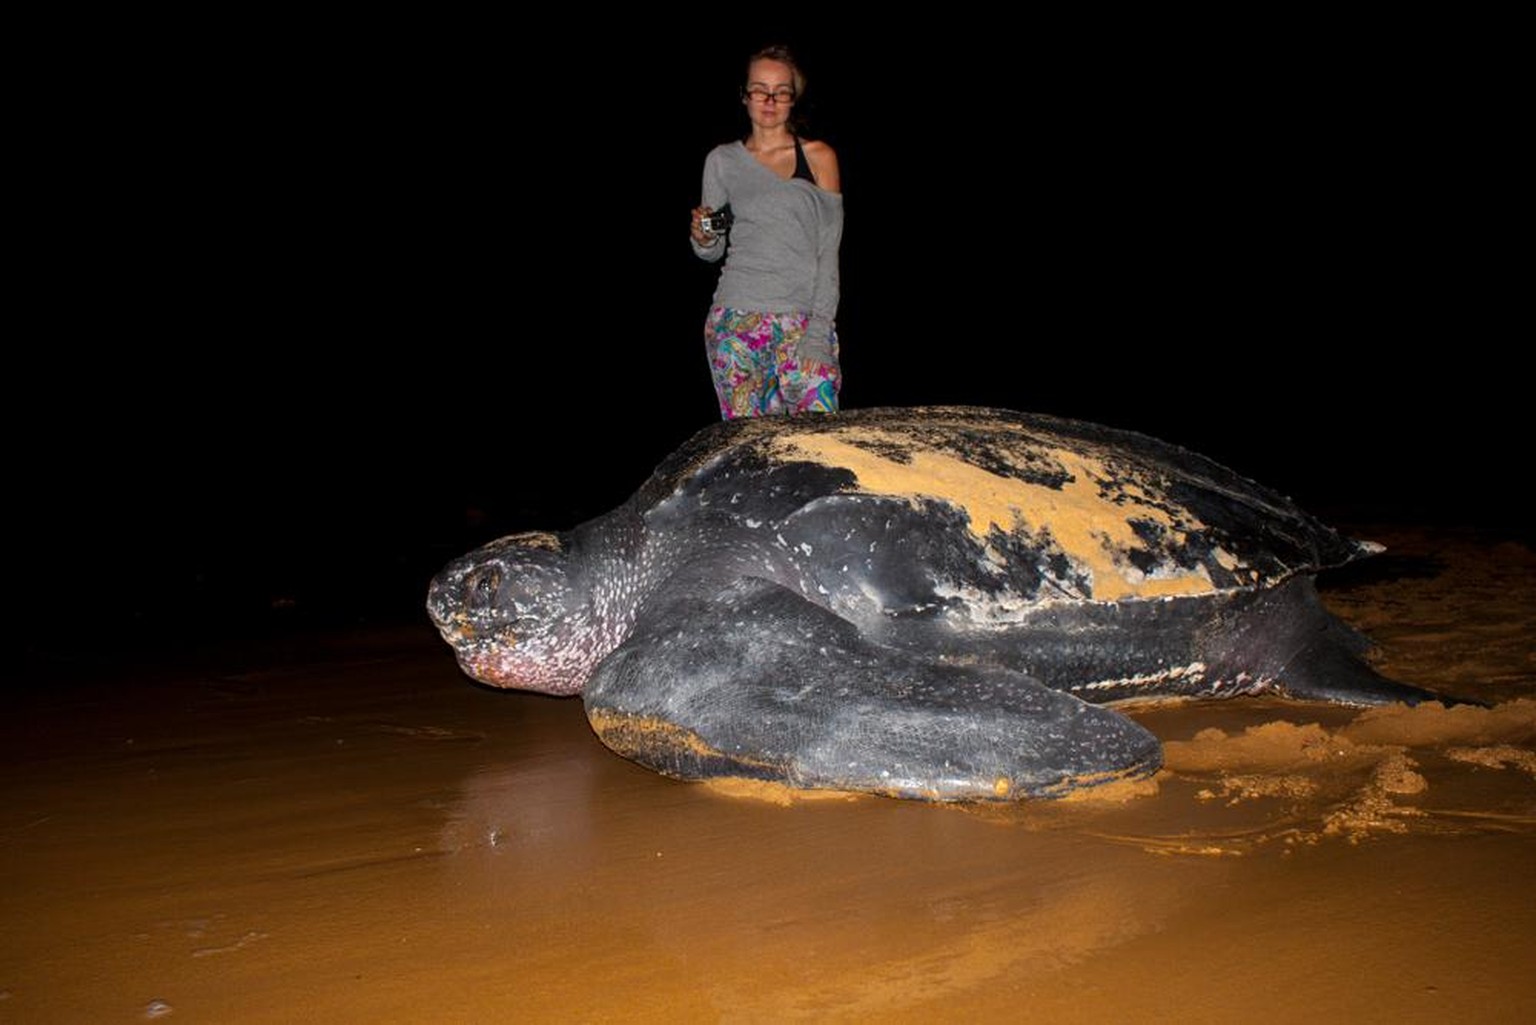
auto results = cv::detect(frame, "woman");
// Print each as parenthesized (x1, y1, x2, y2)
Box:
(690, 45, 843, 419)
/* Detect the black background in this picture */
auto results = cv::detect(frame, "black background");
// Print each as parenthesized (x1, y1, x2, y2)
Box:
(19, 16, 1518, 653)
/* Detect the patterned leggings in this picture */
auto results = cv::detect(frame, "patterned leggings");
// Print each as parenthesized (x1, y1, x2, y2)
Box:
(704, 306, 840, 420)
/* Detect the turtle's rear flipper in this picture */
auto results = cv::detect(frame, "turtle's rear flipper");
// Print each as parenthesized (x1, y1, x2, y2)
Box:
(1206, 577, 1484, 707)
(583, 578, 1162, 801)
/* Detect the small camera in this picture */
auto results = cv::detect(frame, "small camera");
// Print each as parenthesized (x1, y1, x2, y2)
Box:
(700, 205, 733, 237)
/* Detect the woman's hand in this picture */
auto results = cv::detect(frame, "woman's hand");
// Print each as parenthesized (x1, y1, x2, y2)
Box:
(691, 206, 720, 247)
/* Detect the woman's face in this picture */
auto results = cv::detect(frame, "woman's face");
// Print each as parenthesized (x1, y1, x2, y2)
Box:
(743, 58, 796, 129)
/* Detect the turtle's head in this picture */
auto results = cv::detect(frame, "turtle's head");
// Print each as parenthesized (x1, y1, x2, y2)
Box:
(427, 531, 596, 696)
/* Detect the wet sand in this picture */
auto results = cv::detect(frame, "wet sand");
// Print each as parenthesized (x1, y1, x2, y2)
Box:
(3, 525, 1532, 1023)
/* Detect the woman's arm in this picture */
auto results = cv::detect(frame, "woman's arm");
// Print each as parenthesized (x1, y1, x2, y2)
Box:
(800, 186, 844, 361)
(690, 149, 729, 262)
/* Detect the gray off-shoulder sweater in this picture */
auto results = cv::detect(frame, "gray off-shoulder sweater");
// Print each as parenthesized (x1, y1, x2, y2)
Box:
(691, 141, 844, 361)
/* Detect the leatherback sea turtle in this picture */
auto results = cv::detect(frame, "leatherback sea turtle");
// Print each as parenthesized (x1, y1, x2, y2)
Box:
(427, 406, 1443, 801)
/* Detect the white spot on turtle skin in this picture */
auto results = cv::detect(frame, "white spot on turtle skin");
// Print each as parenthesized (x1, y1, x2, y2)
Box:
(745, 518, 762, 528)
(776, 533, 788, 547)
(1073, 662, 1210, 693)
(799, 542, 814, 556)
(934, 581, 1038, 623)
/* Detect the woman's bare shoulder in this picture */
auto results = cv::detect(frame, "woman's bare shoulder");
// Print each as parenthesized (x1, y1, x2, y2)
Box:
(801, 139, 841, 193)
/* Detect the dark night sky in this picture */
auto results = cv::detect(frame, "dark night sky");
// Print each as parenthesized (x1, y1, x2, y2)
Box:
(20, 18, 1517, 652)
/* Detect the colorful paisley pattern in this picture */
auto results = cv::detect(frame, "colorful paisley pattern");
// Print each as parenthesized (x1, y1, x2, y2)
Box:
(704, 306, 841, 420)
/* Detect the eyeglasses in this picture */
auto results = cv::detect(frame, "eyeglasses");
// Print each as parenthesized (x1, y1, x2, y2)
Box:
(744, 87, 796, 105)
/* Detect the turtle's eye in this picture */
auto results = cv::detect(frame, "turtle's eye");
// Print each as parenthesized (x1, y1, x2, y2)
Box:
(466, 566, 503, 610)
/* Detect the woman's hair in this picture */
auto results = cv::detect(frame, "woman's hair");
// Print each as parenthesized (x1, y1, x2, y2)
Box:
(746, 44, 807, 100)
(745, 44, 809, 134)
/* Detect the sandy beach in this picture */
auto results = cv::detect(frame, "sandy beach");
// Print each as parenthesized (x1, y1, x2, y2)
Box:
(2, 523, 1531, 1023)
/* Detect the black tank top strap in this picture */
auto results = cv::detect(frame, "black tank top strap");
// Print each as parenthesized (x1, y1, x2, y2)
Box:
(792, 136, 815, 183)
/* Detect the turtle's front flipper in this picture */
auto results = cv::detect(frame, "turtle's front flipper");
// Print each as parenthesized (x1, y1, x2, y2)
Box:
(583, 578, 1162, 801)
